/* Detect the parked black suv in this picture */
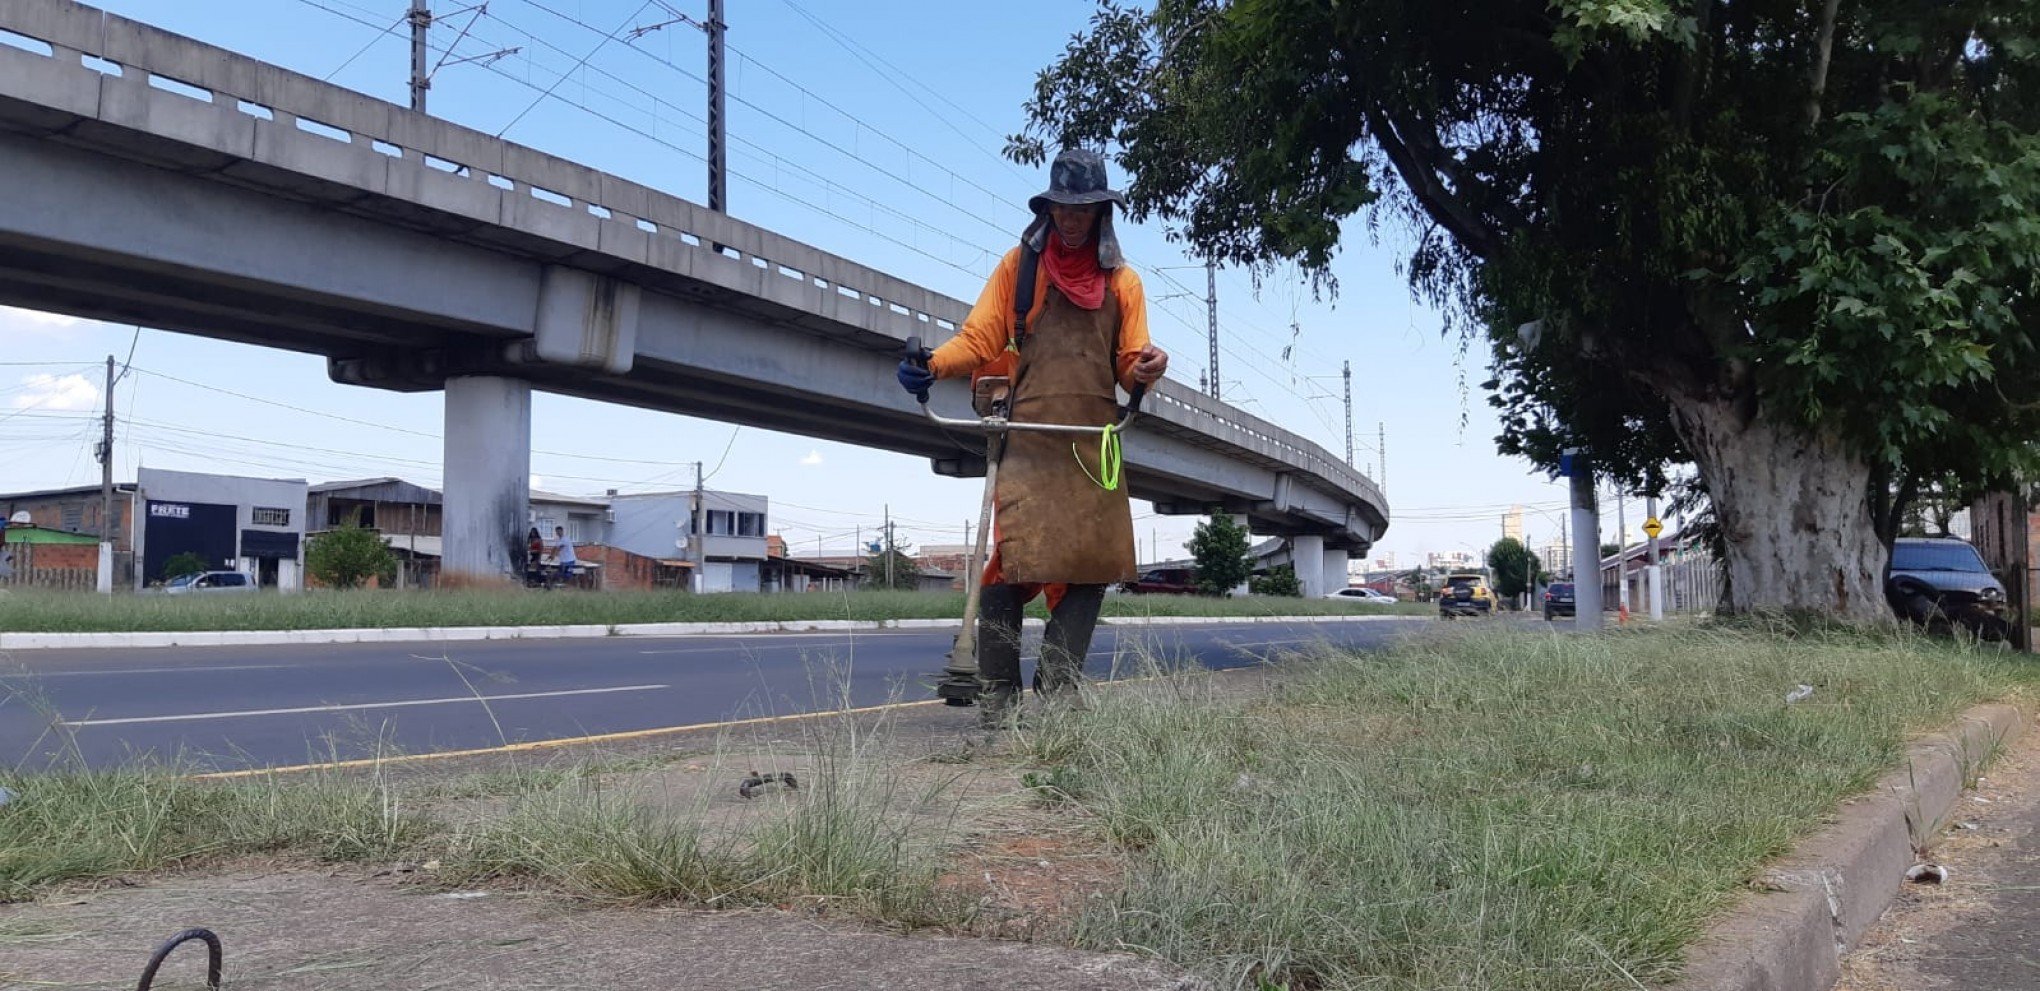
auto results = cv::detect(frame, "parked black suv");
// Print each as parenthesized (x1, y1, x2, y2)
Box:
(1885, 537, 2010, 640)
(1542, 581, 1576, 620)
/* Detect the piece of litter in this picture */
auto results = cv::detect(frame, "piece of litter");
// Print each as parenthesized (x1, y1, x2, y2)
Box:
(1905, 863, 1948, 884)
(438, 891, 489, 900)
(1785, 684, 1815, 704)
(1974, 796, 1994, 804)
(421, 858, 442, 871)
(1038, 860, 1052, 869)
(0, 786, 15, 808)
(1957, 821, 1980, 830)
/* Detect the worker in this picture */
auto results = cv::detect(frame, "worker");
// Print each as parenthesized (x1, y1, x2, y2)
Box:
(897, 148, 1168, 715)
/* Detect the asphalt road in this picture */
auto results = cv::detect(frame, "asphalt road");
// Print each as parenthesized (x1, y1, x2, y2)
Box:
(0, 619, 1429, 771)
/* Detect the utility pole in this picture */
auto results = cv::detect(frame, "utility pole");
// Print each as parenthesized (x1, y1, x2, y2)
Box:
(408, 0, 431, 113)
(705, 0, 727, 212)
(692, 461, 705, 593)
(1568, 448, 1602, 630)
(1342, 361, 1354, 466)
(96, 355, 115, 594)
(1614, 484, 1629, 615)
(883, 503, 893, 589)
(1560, 509, 1570, 581)
(1204, 258, 1220, 400)
(1377, 422, 1387, 489)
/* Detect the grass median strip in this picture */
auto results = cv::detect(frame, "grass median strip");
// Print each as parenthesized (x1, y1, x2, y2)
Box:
(0, 587, 1432, 634)
(3, 623, 2027, 989)
(1013, 623, 2036, 989)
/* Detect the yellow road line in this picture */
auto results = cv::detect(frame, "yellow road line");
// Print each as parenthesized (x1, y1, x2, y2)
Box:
(192, 697, 948, 780)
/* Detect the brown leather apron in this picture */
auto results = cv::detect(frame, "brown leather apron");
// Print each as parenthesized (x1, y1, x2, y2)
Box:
(992, 285, 1138, 585)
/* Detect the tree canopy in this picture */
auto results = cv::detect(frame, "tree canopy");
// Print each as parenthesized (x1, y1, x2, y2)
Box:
(1486, 538, 1543, 601)
(1012, 1, 2040, 618)
(1190, 512, 1253, 595)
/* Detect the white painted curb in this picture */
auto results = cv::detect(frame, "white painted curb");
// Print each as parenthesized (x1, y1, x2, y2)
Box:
(0, 613, 1420, 651)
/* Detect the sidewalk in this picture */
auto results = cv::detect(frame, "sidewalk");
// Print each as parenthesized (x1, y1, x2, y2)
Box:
(1837, 711, 2040, 990)
(0, 872, 1192, 990)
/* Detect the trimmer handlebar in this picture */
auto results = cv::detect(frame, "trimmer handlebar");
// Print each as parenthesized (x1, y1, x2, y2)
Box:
(902, 335, 933, 404)
(904, 335, 1148, 434)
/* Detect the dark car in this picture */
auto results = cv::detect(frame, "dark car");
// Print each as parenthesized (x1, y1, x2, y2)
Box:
(1542, 581, 1576, 620)
(1123, 567, 1199, 595)
(1885, 537, 2009, 639)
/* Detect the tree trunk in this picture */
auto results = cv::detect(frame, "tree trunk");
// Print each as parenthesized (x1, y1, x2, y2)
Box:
(1663, 386, 1889, 619)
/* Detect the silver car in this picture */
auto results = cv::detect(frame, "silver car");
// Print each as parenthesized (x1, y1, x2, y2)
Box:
(158, 570, 258, 594)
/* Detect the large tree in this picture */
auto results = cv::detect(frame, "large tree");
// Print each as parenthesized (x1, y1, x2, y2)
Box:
(1012, 1, 2040, 618)
(1486, 538, 1543, 603)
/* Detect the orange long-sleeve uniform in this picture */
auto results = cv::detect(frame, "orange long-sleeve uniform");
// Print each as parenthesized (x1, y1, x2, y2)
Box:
(930, 245, 1150, 604)
(929, 246, 1152, 387)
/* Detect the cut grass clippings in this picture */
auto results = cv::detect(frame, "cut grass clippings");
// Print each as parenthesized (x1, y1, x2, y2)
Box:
(0, 587, 1431, 634)
(1009, 623, 2036, 990)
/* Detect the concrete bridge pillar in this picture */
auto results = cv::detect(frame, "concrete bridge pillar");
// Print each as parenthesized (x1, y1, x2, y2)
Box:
(1291, 534, 1327, 598)
(1323, 547, 1350, 595)
(1231, 514, 1253, 596)
(442, 376, 531, 586)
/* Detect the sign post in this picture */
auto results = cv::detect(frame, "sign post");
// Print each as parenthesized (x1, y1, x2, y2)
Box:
(1642, 513, 1664, 620)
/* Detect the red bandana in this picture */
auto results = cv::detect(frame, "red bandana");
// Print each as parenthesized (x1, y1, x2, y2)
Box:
(1042, 232, 1107, 310)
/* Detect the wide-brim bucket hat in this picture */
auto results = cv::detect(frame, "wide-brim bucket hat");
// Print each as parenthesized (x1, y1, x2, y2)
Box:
(1027, 148, 1128, 215)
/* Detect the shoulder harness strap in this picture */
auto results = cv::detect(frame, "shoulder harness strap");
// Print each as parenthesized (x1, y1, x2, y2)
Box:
(1010, 242, 1040, 352)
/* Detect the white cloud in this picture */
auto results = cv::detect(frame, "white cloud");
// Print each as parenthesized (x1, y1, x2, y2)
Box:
(0, 305, 82, 336)
(800, 450, 823, 466)
(13, 373, 99, 411)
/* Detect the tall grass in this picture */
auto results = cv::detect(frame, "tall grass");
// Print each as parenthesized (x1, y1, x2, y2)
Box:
(1012, 624, 2033, 991)
(433, 700, 969, 924)
(0, 587, 1428, 634)
(0, 763, 424, 900)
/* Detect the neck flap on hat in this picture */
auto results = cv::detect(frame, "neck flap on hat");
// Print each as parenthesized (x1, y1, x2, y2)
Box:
(1024, 210, 1123, 270)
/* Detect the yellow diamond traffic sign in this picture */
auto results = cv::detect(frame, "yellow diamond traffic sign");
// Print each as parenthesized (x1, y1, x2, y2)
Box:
(1642, 517, 1663, 540)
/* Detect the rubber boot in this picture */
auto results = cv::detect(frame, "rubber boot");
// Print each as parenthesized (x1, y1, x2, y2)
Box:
(977, 583, 1026, 725)
(1037, 583, 1105, 696)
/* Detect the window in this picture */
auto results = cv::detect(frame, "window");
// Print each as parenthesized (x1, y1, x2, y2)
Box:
(707, 510, 735, 535)
(60, 503, 82, 531)
(1891, 541, 1989, 574)
(252, 506, 291, 527)
(737, 512, 765, 537)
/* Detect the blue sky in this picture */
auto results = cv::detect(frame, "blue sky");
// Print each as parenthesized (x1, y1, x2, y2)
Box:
(1, 0, 1652, 568)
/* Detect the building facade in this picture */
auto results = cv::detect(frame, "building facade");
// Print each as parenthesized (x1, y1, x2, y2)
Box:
(0, 484, 138, 552)
(134, 467, 307, 590)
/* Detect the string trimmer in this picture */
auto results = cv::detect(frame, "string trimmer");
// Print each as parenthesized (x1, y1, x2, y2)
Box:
(900, 335, 1147, 705)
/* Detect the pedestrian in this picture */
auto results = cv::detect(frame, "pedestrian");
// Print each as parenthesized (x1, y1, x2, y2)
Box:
(553, 525, 577, 586)
(525, 526, 544, 584)
(897, 147, 1168, 715)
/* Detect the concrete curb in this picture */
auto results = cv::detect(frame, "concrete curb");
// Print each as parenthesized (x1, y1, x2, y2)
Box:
(1670, 702, 2027, 991)
(0, 612, 1420, 651)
